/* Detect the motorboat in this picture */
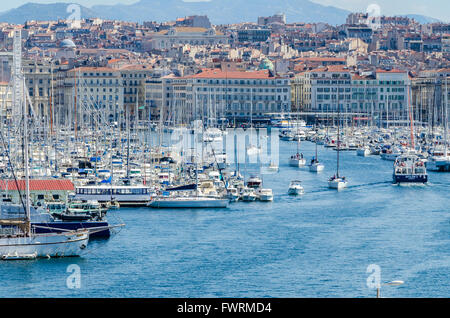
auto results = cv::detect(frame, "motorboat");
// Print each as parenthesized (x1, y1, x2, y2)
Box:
(246, 176, 262, 189)
(356, 146, 371, 157)
(257, 189, 274, 202)
(288, 180, 304, 195)
(241, 187, 257, 202)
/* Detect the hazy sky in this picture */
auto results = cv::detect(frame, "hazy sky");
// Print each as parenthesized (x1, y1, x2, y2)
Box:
(0, 0, 448, 21)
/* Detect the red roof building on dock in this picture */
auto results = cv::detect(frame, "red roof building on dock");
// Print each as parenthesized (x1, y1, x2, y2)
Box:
(0, 179, 74, 191)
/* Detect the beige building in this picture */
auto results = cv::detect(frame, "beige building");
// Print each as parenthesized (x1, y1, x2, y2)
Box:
(146, 27, 230, 51)
(64, 67, 124, 127)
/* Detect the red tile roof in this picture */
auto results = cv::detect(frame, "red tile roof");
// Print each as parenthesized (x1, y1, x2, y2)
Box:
(0, 179, 74, 191)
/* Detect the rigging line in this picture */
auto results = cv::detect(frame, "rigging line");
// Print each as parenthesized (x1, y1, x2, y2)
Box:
(0, 120, 27, 217)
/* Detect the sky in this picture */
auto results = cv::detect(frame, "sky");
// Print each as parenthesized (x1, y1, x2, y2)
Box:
(0, 0, 448, 21)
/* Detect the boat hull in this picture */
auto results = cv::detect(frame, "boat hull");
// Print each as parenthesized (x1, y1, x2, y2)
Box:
(393, 174, 428, 184)
(309, 163, 324, 172)
(32, 221, 110, 238)
(0, 231, 89, 259)
(288, 188, 304, 195)
(357, 149, 370, 157)
(427, 160, 450, 172)
(148, 198, 229, 208)
(328, 179, 348, 190)
(289, 159, 306, 167)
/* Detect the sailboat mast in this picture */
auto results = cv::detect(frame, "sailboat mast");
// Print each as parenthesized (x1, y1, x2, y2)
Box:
(408, 84, 415, 150)
(336, 83, 340, 178)
(23, 77, 31, 232)
(445, 78, 448, 157)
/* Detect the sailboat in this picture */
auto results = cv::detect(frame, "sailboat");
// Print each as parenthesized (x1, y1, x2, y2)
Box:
(246, 89, 261, 156)
(0, 56, 89, 259)
(309, 118, 325, 172)
(393, 85, 428, 184)
(289, 139, 306, 167)
(328, 85, 348, 190)
(427, 78, 450, 172)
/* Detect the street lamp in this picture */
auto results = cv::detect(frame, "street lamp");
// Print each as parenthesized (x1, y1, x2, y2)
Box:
(377, 280, 404, 298)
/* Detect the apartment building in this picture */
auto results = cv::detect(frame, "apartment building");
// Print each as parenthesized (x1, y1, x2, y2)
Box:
(293, 65, 410, 123)
(65, 67, 124, 126)
(183, 68, 291, 124)
(119, 64, 153, 121)
(148, 27, 230, 50)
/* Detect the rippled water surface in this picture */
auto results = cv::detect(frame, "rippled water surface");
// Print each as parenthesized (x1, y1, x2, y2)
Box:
(1, 139, 449, 297)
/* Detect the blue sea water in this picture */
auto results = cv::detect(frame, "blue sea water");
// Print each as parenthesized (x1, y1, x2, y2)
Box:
(0, 140, 449, 298)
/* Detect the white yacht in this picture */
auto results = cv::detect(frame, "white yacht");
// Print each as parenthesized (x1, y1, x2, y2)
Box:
(288, 180, 304, 195)
(257, 189, 274, 202)
(356, 145, 371, 157)
(241, 187, 257, 202)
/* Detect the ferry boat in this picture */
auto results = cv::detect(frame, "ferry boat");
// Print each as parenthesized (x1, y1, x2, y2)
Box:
(393, 153, 428, 184)
(74, 185, 151, 206)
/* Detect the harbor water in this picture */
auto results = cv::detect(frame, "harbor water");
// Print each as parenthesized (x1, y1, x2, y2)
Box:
(1, 140, 449, 297)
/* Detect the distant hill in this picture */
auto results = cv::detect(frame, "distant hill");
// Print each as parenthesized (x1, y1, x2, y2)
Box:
(91, 0, 350, 25)
(404, 14, 442, 24)
(0, 3, 98, 24)
(0, 0, 350, 25)
(0, 1, 444, 26)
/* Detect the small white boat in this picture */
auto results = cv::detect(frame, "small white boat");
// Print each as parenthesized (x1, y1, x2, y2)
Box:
(288, 180, 304, 195)
(241, 187, 257, 202)
(309, 160, 324, 172)
(328, 176, 348, 190)
(246, 145, 261, 156)
(227, 188, 240, 202)
(356, 146, 371, 157)
(267, 162, 279, 172)
(289, 154, 306, 167)
(257, 189, 274, 202)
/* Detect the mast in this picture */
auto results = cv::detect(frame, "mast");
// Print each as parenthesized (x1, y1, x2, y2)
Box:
(23, 78, 31, 234)
(408, 83, 415, 150)
(445, 78, 448, 157)
(126, 108, 130, 180)
(336, 83, 340, 178)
